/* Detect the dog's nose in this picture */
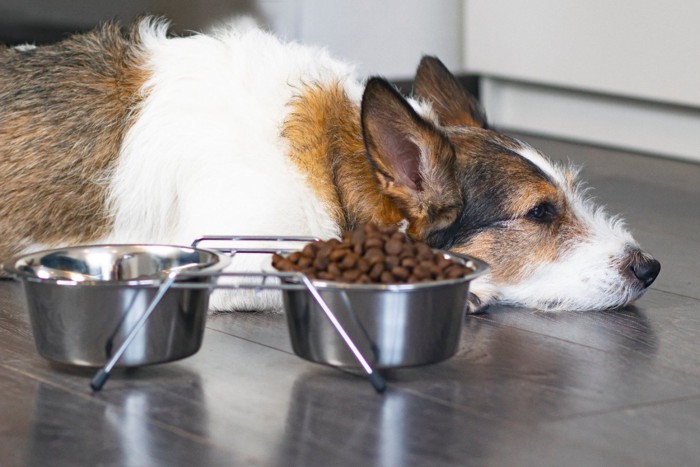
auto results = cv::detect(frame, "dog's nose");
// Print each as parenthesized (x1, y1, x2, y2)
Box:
(629, 254, 661, 288)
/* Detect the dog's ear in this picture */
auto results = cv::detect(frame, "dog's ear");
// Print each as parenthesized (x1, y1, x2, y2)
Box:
(413, 56, 487, 128)
(361, 78, 462, 239)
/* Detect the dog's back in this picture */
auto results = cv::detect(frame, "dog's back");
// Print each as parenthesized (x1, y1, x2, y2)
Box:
(0, 18, 660, 312)
(0, 22, 146, 259)
(0, 18, 356, 263)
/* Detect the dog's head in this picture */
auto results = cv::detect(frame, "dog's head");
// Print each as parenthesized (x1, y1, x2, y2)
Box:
(360, 56, 660, 311)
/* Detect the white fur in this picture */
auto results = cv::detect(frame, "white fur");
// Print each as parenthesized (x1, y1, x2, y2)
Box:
(104, 19, 370, 310)
(468, 142, 645, 311)
(496, 210, 639, 311)
(512, 143, 565, 184)
(13, 44, 37, 52)
(110, 19, 359, 244)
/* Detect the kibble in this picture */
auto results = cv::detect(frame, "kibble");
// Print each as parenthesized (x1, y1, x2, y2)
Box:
(271, 223, 474, 284)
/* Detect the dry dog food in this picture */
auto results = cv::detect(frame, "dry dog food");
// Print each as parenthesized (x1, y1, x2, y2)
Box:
(271, 223, 473, 284)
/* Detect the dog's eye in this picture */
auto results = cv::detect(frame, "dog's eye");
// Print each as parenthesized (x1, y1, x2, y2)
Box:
(527, 202, 556, 223)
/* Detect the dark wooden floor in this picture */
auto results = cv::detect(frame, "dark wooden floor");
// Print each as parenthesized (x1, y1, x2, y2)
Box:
(1, 134, 699, 467)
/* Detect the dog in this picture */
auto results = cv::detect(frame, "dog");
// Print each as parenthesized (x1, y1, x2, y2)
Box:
(0, 18, 660, 312)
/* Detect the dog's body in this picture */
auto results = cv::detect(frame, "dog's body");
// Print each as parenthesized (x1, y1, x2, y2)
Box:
(0, 18, 659, 311)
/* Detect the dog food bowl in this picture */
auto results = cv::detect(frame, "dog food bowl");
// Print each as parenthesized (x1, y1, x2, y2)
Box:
(9, 236, 488, 393)
(282, 252, 488, 369)
(12, 244, 230, 367)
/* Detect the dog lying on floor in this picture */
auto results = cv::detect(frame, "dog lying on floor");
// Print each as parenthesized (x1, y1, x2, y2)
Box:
(0, 17, 660, 312)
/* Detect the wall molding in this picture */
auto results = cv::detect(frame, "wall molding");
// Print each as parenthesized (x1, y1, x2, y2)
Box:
(480, 77, 700, 164)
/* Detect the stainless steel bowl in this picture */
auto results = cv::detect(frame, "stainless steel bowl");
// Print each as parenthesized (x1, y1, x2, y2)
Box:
(282, 252, 488, 369)
(13, 244, 230, 367)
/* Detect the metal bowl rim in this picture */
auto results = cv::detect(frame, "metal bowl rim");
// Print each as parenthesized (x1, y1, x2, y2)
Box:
(13, 243, 231, 286)
(282, 251, 489, 292)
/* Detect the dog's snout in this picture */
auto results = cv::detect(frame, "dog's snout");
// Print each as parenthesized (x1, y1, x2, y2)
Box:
(628, 251, 661, 288)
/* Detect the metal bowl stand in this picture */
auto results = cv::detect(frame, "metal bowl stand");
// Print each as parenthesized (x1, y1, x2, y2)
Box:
(90, 236, 386, 393)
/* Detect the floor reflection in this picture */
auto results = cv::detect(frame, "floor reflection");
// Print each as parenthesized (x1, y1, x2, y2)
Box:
(458, 306, 661, 419)
(23, 371, 223, 466)
(272, 370, 494, 465)
(473, 304, 658, 356)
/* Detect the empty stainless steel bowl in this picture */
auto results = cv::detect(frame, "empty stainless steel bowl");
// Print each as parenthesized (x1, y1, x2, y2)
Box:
(13, 244, 230, 367)
(282, 252, 488, 369)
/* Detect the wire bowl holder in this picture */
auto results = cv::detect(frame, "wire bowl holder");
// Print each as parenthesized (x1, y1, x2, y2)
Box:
(11, 235, 485, 393)
(91, 235, 395, 392)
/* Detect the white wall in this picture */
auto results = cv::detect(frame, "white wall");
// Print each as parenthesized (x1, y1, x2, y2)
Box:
(466, 0, 700, 107)
(0, 0, 465, 79)
(4, 0, 697, 161)
(0, 0, 143, 27)
(465, 0, 700, 162)
(257, 0, 464, 78)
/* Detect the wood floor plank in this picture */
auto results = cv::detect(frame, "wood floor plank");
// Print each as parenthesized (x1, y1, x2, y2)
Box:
(207, 307, 293, 353)
(527, 396, 700, 467)
(8, 278, 700, 466)
(195, 290, 700, 423)
(475, 290, 700, 377)
(2, 134, 700, 466)
(0, 306, 542, 467)
(0, 364, 239, 467)
(388, 318, 700, 421)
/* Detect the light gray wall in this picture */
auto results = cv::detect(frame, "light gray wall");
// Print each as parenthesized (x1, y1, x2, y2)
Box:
(465, 0, 700, 162)
(0, 0, 259, 29)
(0, 0, 465, 79)
(0, 0, 144, 26)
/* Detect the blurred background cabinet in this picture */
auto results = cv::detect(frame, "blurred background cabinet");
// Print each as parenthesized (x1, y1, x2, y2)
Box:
(464, 0, 700, 162)
(1, 0, 698, 161)
(0, 0, 464, 78)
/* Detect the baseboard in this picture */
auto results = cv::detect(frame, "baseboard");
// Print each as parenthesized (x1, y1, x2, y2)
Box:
(479, 77, 700, 164)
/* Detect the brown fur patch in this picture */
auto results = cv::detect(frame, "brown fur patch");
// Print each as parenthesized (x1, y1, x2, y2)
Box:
(361, 79, 462, 240)
(282, 82, 405, 230)
(283, 80, 463, 241)
(0, 22, 150, 261)
(413, 56, 487, 128)
(453, 218, 570, 285)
